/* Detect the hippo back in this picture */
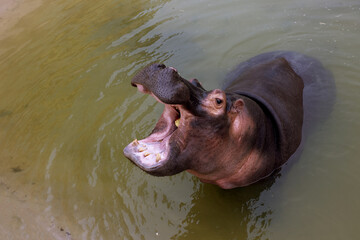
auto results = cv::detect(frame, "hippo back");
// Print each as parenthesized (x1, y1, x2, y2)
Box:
(223, 51, 336, 137)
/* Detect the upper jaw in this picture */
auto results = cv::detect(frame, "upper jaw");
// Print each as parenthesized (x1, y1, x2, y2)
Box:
(131, 64, 191, 105)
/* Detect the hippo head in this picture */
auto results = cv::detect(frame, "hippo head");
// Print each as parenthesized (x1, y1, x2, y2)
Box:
(123, 63, 267, 188)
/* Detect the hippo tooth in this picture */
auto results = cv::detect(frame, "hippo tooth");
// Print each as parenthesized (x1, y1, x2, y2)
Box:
(143, 152, 150, 157)
(156, 153, 161, 162)
(138, 147, 146, 152)
(132, 139, 139, 146)
(175, 118, 180, 127)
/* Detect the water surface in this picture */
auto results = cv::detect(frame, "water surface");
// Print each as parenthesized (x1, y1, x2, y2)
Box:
(0, 0, 359, 239)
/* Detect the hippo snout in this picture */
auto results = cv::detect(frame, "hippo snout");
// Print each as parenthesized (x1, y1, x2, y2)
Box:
(131, 63, 191, 105)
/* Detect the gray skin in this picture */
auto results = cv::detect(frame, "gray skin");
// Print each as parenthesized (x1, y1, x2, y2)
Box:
(123, 51, 335, 189)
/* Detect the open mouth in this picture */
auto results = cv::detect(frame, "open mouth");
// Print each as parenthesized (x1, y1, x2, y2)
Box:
(123, 91, 183, 171)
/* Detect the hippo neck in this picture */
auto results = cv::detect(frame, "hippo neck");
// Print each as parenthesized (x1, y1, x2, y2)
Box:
(236, 102, 279, 187)
(188, 96, 279, 188)
(220, 97, 279, 188)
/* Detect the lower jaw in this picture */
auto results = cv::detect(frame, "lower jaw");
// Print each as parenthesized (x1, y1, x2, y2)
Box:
(124, 105, 182, 171)
(124, 134, 172, 169)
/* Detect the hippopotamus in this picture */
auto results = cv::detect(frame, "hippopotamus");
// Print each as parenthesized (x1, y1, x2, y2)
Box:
(123, 51, 335, 189)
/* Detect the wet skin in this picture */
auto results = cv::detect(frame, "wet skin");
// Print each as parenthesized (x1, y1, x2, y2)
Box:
(123, 51, 335, 189)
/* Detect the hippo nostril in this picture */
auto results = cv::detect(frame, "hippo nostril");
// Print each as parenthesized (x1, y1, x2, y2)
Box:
(157, 64, 166, 69)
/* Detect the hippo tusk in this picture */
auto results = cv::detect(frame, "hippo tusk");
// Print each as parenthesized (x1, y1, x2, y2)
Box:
(138, 147, 146, 152)
(175, 118, 180, 127)
(156, 153, 161, 162)
(132, 139, 139, 146)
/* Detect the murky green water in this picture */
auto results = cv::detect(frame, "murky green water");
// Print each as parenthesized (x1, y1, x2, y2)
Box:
(0, 0, 359, 239)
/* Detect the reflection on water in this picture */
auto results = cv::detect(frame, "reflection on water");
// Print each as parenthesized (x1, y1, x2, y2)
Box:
(0, 0, 359, 239)
(174, 175, 280, 240)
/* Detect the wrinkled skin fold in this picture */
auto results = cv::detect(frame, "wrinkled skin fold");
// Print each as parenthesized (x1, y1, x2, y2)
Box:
(123, 51, 335, 189)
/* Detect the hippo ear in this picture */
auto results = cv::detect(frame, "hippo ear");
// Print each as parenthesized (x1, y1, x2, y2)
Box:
(231, 99, 245, 113)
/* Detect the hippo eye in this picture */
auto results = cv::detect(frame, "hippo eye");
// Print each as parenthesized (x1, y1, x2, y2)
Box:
(215, 98, 223, 105)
